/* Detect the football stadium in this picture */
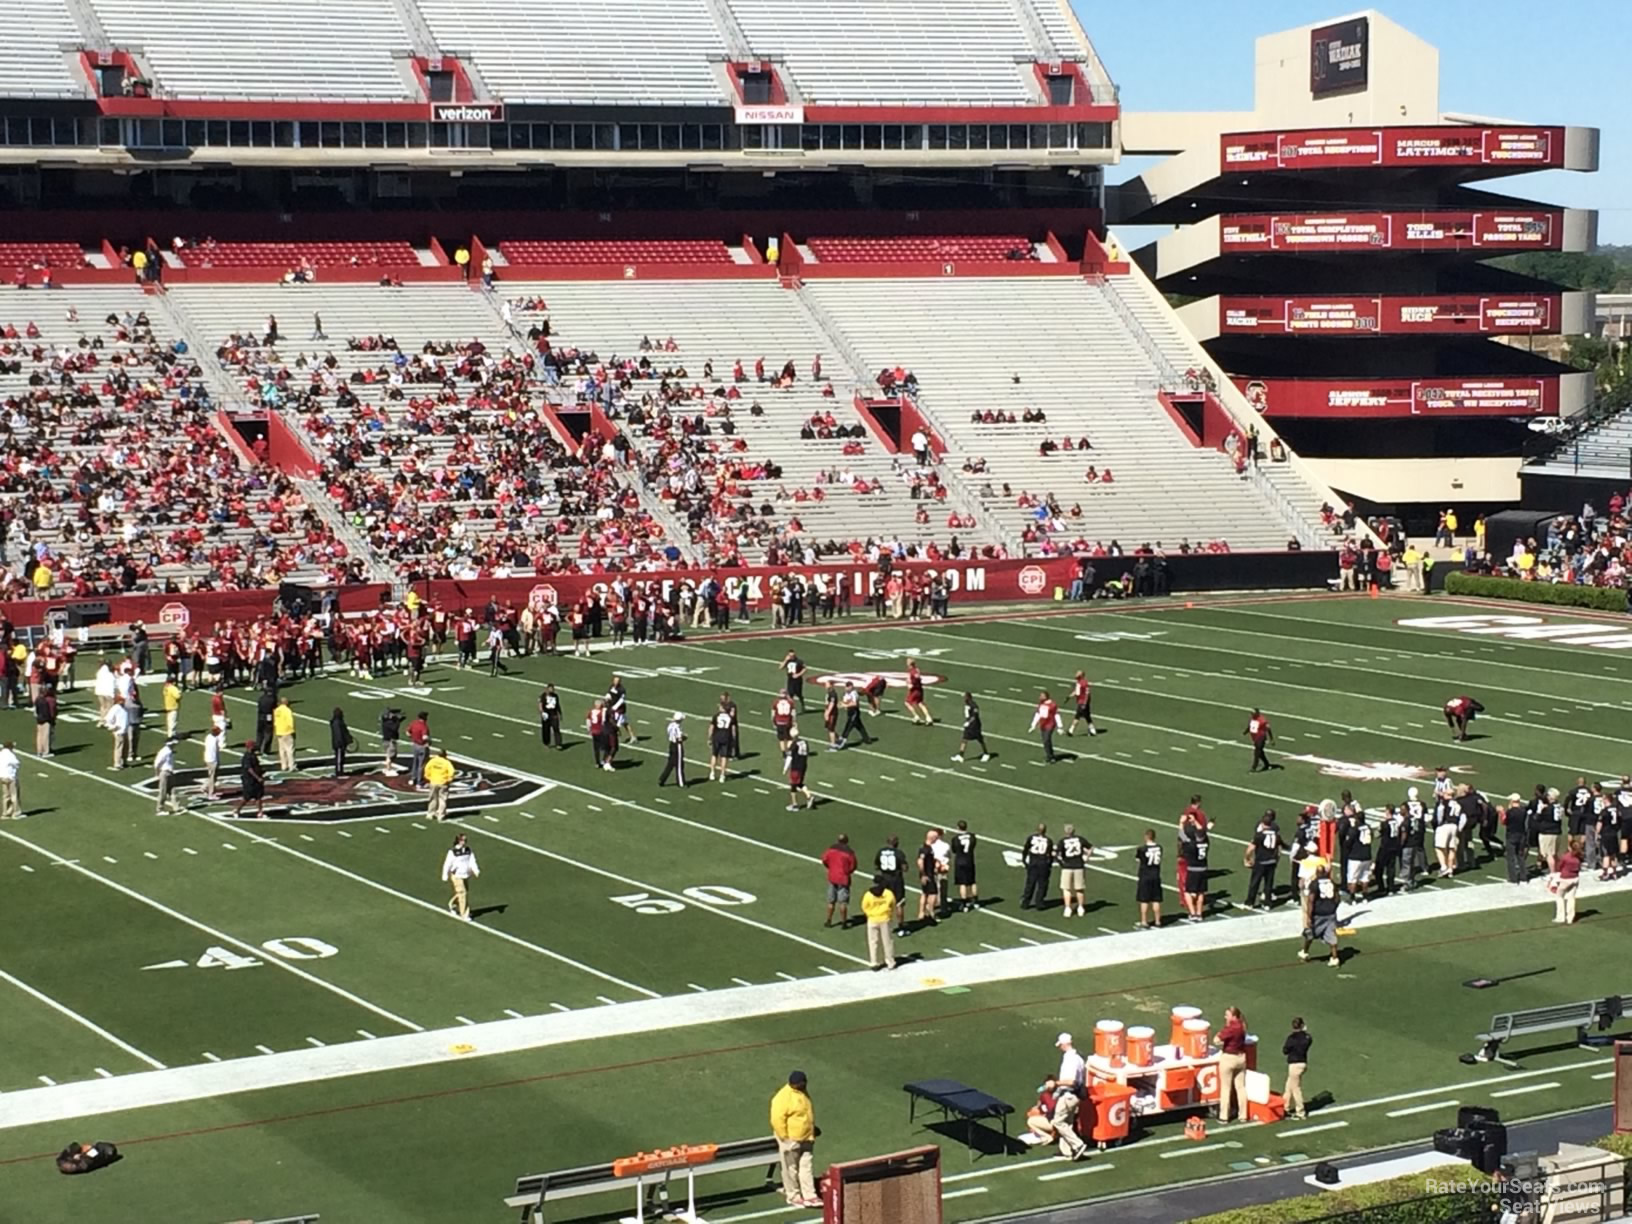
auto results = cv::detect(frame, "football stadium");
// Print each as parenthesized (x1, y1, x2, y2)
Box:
(0, 3, 1625, 1222)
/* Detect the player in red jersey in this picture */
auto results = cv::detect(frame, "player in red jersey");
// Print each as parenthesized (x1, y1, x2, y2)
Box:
(587, 699, 614, 771)
(1176, 795, 1208, 895)
(771, 688, 797, 748)
(1244, 709, 1277, 772)
(1029, 691, 1063, 763)
(903, 660, 932, 726)
(1067, 670, 1097, 736)
(1443, 695, 1485, 742)
(863, 674, 888, 714)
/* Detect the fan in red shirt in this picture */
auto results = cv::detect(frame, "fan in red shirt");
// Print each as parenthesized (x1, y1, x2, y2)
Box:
(821, 834, 858, 927)
(1029, 692, 1063, 764)
(1443, 695, 1486, 742)
(1244, 708, 1277, 772)
(1067, 670, 1097, 736)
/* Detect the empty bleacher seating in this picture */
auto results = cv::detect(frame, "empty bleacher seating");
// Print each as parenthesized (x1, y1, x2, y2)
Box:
(0, 0, 84, 99)
(0, 242, 88, 274)
(176, 242, 419, 270)
(417, 0, 730, 107)
(808, 236, 1033, 264)
(728, 0, 1038, 104)
(88, 0, 413, 100)
(498, 240, 732, 268)
(804, 277, 1318, 552)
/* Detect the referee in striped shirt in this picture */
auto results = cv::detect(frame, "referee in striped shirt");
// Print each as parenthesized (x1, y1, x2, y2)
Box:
(658, 711, 688, 788)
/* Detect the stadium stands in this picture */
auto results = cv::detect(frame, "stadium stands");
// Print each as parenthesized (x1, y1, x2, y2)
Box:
(0, 0, 84, 99)
(417, 0, 730, 106)
(803, 277, 1318, 551)
(0, 286, 340, 598)
(0, 243, 89, 276)
(526, 279, 974, 564)
(1524, 411, 1632, 481)
(807, 235, 1034, 264)
(175, 241, 421, 270)
(727, 0, 1043, 104)
(499, 240, 733, 268)
(88, 0, 414, 100)
(170, 283, 674, 581)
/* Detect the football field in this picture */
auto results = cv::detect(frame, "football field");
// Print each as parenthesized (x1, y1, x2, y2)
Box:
(2, 591, 1629, 1222)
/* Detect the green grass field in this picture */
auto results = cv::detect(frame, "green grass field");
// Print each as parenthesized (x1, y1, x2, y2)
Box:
(2, 591, 1628, 1223)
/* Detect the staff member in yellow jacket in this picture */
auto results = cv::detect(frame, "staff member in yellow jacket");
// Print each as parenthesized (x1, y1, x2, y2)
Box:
(272, 697, 297, 771)
(424, 748, 456, 821)
(861, 875, 897, 970)
(770, 1070, 821, 1208)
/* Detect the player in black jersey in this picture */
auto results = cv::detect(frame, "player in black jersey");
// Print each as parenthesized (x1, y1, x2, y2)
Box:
(781, 651, 808, 712)
(1020, 824, 1053, 910)
(1056, 825, 1090, 918)
(719, 690, 741, 759)
(875, 835, 909, 936)
(537, 684, 563, 749)
(1135, 829, 1163, 929)
(950, 692, 991, 763)
(709, 701, 735, 782)
(784, 735, 814, 810)
(950, 819, 979, 910)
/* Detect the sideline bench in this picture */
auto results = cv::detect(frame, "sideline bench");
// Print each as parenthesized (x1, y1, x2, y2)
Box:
(1473, 995, 1630, 1065)
(504, 1136, 779, 1223)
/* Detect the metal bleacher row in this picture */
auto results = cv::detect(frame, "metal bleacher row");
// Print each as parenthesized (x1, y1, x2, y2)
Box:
(804, 277, 1317, 551)
(1, 0, 83, 99)
(0, 285, 332, 593)
(90, 0, 415, 101)
(529, 278, 952, 561)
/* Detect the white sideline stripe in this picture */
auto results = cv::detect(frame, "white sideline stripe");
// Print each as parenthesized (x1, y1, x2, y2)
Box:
(941, 1187, 989, 1200)
(1037, 1163, 1116, 1182)
(31, 748, 663, 1002)
(1386, 1100, 1457, 1117)
(0, 826, 424, 1037)
(1161, 1140, 1242, 1158)
(1490, 1081, 1560, 1098)
(0, 966, 167, 1069)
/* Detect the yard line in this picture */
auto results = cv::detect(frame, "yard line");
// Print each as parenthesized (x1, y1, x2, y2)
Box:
(1019, 937, 1042, 946)
(941, 1187, 990, 1200)
(102, 855, 117, 863)
(143, 851, 159, 859)
(19, 864, 33, 872)
(221, 843, 237, 850)
(1037, 1163, 1116, 1182)
(776, 971, 800, 980)
(254, 1045, 275, 1055)
(200, 1053, 220, 1063)
(1277, 1120, 1349, 1138)
(374, 826, 392, 834)
(732, 977, 755, 987)
(92, 1068, 113, 1079)
(356, 1030, 376, 1040)
(456, 1016, 476, 1026)
(336, 831, 352, 839)
(1490, 1081, 1560, 1098)
(688, 983, 709, 993)
(0, 826, 425, 1035)
(465, 822, 873, 967)
(1593, 1071, 1617, 1080)
(182, 847, 198, 855)
(549, 1003, 571, 1013)
(1386, 1100, 1458, 1117)
(298, 834, 315, 842)
(503, 1009, 526, 1019)
(37, 1076, 55, 1086)
(1161, 1141, 1242, 1158)
(305, 1037, 326, 1048)
(980, 943, 1004, 952)
(597, 996, 619, 1006)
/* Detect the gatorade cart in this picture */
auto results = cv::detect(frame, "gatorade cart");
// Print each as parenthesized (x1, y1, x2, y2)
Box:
(1078, 1009, 1278, 1148)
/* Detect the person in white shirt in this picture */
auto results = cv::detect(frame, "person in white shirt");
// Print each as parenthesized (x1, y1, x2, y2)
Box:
(441, 833, 480, 921)
(153, 739, 179, 813)
(1050, 1033, 1089, 1160)
(910, 428, 930, 466)
(93, 659, 117, 717)
(103, 698, 131, 769)
(0, 740, 21, 819)
(201, 727, 225, 801)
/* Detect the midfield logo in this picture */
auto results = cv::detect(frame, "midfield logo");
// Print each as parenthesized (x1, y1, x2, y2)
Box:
(1285, 753, 1473, 782)
(134, 754, 551, 823)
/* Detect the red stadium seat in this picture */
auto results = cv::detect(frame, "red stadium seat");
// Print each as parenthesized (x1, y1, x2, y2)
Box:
(498, 239, 732, 266)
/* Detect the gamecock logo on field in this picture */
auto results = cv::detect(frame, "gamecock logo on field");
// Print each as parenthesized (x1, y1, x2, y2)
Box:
(529, 584, 559, 608)
(814, 672, 944, 689)
(1285, 753, 1473, 782)
(1017, 565, 1048, 595)
(158, 602, 191, 627)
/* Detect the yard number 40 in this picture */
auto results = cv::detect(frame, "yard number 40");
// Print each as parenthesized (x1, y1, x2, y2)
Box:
(609, 886, 757, 915)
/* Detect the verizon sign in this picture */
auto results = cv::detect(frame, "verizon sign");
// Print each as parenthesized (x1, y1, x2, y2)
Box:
(734, 104, 804, 125)
(430, 102, 505, 123)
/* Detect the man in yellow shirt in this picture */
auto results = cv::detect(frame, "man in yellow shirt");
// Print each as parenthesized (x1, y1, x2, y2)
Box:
(272, 697, 297, 771)
(30, 563, 52, 597)
(770, 1070, 819, 1208)
(162, 679, 184, 738)
(861, 875, 897, 971)
(423, 748, 456, 821)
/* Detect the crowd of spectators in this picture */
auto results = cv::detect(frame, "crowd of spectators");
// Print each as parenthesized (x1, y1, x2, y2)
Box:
(0, 307, 345, 600)
(218, 322, 672, 582)
(1496, 502, 1632, 589)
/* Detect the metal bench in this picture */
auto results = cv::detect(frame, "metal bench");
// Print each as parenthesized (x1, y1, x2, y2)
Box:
(1473, 997, 1624, 1065)
(504, 1136, 779, 1223)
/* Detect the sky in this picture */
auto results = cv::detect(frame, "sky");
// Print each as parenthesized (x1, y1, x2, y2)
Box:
(1076, 0, 1628, 245)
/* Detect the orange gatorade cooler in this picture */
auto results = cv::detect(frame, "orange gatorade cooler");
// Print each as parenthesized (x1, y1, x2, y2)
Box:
(1181, 1018, 1211, 1059)
(1090, 1081, 1136, 1146)
(1169, 1006, 1202, 1046)
(1094, 1020, 1126, 1066)
(1126, 1026, 1154, 1066)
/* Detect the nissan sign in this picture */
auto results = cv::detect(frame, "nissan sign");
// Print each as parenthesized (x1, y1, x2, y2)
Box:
(734, 104, 805, 126)
(431, 103, 505, 123)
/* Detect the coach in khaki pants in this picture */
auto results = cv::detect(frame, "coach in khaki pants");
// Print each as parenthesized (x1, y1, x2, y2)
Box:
(770, 1070, 820, 1208)
(441, 833, 479, 921)
(423, 749, 455, 821)
(0, 741, 20, 819)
